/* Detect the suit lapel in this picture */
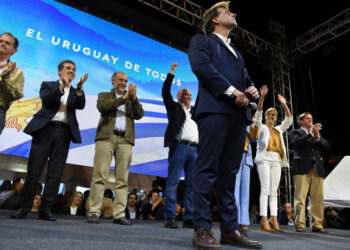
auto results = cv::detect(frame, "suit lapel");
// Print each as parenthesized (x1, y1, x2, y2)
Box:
(67, 85, 75, 108)
(209, 33, 238, 60)
(299, 128, 307, 135)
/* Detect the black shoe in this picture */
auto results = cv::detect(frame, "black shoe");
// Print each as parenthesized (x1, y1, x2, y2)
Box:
(11, 208, 30, 219)
(183, 219, 194, 228)
(88, 214, 99, 224)
(39, 208, 56, 221)
(113, 217, 132, 225)
(165, 218, 178, 229)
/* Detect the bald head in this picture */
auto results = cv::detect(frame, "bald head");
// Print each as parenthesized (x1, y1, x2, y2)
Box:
(112, 72, 128, 94)
(177, 89, 192, 108)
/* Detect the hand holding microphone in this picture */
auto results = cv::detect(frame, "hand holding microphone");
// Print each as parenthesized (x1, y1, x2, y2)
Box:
(232, 89, 258, 110)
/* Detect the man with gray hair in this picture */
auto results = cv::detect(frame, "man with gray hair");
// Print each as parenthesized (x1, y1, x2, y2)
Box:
(162, 62, 198, 229)
(0, 32, 24, 135)
(87, 71, 144, 225)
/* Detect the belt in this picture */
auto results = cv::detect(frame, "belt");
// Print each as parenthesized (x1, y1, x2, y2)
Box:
(49, 121, 69, 128)
(113, 130, 126, 137)
(177, 140, 197, 146)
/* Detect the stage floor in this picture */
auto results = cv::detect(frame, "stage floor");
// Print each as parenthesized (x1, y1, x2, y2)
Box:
(0, 209, 349, 250)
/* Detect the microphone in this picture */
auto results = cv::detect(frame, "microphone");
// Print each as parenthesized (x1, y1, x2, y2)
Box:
(249, 102, 257, 111)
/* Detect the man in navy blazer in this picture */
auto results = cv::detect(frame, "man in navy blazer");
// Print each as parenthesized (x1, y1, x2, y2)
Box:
(188, 2, 262, 249)
(12, 60, 87, 221)
(290, 112, 330, 233)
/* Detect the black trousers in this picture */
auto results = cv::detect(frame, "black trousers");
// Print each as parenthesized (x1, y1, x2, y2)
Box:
(193, 112, 247, 233)
(20, 122, 71, 209)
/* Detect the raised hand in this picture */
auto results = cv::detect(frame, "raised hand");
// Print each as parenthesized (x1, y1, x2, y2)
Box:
(277, 94, 292, 117)
(128, 83, 137, 100)
(170, 62, 178, 74)
(277, 94, 286, 104)
(1, 62, 16, 79)
(312, 123, 322, 138)
(77, 73, 88, 89)
(260, 85, 268, 96)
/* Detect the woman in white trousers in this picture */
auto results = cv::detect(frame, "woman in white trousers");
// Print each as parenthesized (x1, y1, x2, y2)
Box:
(254, 85, 293, 232)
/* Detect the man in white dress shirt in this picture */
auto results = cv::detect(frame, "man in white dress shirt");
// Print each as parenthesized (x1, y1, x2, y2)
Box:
(162, 63, 198, 229)
(12, 60, 87, 221)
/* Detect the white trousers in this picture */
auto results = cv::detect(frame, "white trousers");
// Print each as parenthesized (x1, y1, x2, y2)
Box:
(257, 152, 282, 216)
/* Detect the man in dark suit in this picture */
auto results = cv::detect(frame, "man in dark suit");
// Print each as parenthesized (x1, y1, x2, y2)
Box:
(12, 60, 87, 221)
(162, 62, 198, 229)
(290, 112, 330, 233)
(188, 2, 262, 249)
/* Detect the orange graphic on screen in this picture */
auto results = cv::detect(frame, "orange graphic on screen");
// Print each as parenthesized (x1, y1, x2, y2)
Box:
(5, 98, 42, 132)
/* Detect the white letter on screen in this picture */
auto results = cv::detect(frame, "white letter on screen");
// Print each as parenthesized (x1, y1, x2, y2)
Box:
(26, 28, 35, 38)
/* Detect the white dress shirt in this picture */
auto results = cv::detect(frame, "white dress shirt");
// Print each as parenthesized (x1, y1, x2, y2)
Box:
(128, 208, 136, 219)
(114, 93, 126, 132)
(70, 206, 77, 215)
(176, 103, 199, 144)
(213, 33, 237, 96)
(0, 59, 10, 75)
(51, 81, 70, 124)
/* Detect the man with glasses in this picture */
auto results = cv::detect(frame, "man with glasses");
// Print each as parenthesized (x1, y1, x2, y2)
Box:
(125, 192, 141, 220)
(278, 202, 295, 226)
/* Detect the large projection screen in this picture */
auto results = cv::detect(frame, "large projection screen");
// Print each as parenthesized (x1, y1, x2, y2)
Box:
(0, 0, 198, 177)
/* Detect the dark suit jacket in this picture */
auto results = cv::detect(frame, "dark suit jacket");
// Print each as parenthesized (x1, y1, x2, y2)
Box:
(60, 206, 84, 216)
(24, 80, 85, 143)
(188, 33, 255, 122)
(162, 73, 194, 147)
(290, 128, 330, 177)
(125, 206, 141, 220)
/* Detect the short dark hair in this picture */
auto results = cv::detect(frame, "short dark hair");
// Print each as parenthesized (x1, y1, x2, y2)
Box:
(128, 192, 137, 199)
(297, 112, 312, 121)
(104, 189, 114, 199)
(11, 179, 20, 189)
(0, 32, 19, 49)
(58, 60, 75, 71)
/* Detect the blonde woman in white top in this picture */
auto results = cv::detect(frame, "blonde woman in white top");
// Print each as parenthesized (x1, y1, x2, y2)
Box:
(254, 85, 293, 232)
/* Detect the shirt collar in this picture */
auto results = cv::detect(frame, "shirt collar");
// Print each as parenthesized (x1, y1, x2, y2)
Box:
(213, 33, 231, 45)
(179, 102, 190, 111)
(1, 58, 10, 64)
(301, 127, 310, 134)
(59, 79, 71, 88)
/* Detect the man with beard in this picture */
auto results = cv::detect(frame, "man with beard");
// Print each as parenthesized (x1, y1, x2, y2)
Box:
(88, 72, 144, 225)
